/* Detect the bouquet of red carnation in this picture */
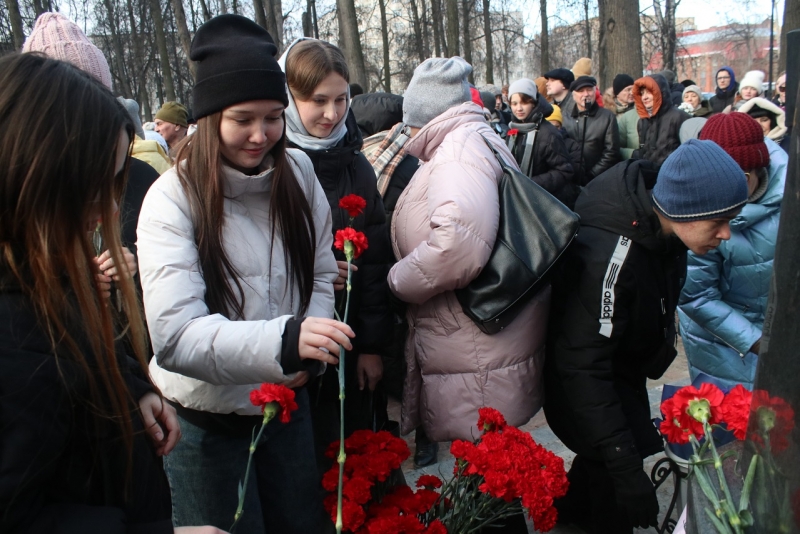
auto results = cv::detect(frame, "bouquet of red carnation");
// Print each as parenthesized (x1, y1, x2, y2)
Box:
(324, 408, 568, 533)
(659, 382, 796, 533)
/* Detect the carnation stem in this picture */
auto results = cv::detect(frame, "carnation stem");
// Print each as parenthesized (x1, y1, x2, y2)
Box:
(704, 421, 743, 534)
(335, 260, 353, 534)
(231, 410, 274, 533)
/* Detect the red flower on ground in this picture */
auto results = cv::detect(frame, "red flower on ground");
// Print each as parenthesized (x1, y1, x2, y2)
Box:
(718, 384, 752, 440)
(248, 383, 298, 423)
(339, 194, 367, 218)
(508, 128, 519, 136)
(334, 227, 369, 259)
(416, 475, 443, 489)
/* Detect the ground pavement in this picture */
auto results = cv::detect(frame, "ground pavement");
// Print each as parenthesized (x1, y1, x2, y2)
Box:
(392, 339, 692, 533)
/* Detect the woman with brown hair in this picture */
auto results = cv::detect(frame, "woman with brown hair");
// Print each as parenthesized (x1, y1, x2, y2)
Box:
(0, 53, 222, 534)
(136, 16, 352, 533)
(278, 40, 396, 468)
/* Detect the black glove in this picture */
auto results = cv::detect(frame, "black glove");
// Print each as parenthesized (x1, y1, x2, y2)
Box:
(602, 442, 659, 529)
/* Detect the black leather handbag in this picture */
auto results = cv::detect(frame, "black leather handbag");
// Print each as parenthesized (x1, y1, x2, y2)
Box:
(455, 135, 580, 335)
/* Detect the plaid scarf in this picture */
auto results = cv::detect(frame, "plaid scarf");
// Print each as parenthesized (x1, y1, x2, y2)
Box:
(361, 123, 410, 197)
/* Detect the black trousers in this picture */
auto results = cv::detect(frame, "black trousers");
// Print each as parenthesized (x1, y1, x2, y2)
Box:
(555, 455, 633, 534)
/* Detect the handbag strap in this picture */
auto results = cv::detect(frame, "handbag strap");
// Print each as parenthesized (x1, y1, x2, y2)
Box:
(479, 133, 515, 172)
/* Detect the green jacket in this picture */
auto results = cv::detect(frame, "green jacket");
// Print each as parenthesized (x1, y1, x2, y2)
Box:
(617, 108, 639, 160)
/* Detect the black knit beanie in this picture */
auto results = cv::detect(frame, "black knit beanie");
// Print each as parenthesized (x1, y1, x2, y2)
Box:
(191, 14, 288, 119)
(613, 74, 634, 96)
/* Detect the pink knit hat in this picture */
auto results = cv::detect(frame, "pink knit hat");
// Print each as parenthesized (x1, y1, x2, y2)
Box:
(22, 13, 112, 90)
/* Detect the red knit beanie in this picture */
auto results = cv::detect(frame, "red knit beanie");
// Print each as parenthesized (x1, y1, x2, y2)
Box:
(699, 113, 770, 170)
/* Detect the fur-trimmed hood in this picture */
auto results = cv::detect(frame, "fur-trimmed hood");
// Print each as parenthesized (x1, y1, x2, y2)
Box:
(738, 97, 788, 142)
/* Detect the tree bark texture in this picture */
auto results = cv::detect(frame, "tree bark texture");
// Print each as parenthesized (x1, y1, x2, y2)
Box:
(446, 0, 459, 56)
(265, 0, 283, 53)
(584, 0, 591, 58)
(253, 0, 268, 28)
(461, 0, 473, 82)
(336, 0, 368, 87)
(5, 0, 25, 50)
(148, 0, 177, 101)
(378, 0, 392, 92)
(483, 0, 493, 83)
(171, 0, 197, 79)
(410, 0, 426, 62)
(103, 0, 134, 97)
(539, 0, 549, 74)
(600, 0, 642, 89)
(432, 0, 443, 56)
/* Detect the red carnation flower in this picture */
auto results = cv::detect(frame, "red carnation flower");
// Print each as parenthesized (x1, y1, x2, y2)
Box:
(718, 384, 752, 440)
(508, 128, 519, 136)
(477, 407, 507, 433)
(334, 227, 369, 259)
(416, 475, 443, 489)
(248, 383, 298, 423)
(339, 194, 367, 218)
(752, 389, 795, 453)
(660, 383, 724, 444)
(425, 519, 448, 533)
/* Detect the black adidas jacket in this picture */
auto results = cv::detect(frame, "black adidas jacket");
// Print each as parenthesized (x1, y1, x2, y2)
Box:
(543, 159, 686, 460)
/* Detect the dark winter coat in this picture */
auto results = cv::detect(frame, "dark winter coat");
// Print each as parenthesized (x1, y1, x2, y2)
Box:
(558, 127, 584, 186)
(290, 110, 394, 355)
(544, 159, 686, 461)
(507, 97, 579, 208)
(563, 100, 621, 183)
(710, 68, 739, 114)
(668, 81, 685, 107)
(0, 274, 172, 534)
(121, 158, 160, 258)
(554, 92, 576, 121)
(632, 74, 690, 167)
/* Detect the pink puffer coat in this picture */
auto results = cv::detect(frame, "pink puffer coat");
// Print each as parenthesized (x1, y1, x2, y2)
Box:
(389, 102, 549, 442)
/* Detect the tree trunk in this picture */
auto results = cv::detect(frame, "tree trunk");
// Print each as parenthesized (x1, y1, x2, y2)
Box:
(103, 0, 134, 97)
(446, 0, 459, 56)
(779, 0, 799, 72)
(171, 0, 197, 79)
(218, 0, 227, 14)
(432, 0, 443, 56)
(198, 0, 212, 21)
(663, 0, 676, 71)
(584, 0, 591, 58)
(253, 0, 268, 28)
(482, 0, 493, 83)
(148, 0, 177, 101)
(336, 0, 367, 87)
(126, 0, 147, 116)
(601, 0, 642, 90)
(539, 0, 549, 74)
(420, 0, 430, 58)
(5, 0, 25, 50)
(378, 0, 392, 92)
(265, 0, 283, 53)
(410, 0, 426, 62)
(461, 0, 473, 81)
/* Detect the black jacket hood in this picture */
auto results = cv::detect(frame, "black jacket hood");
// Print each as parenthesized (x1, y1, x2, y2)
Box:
(351, 93, 404, 137)
(574, 159, 681, 254)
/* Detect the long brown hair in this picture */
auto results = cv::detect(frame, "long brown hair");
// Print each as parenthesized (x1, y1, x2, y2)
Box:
(0, 54, 148, 459)
(286, 40, 350, 100)
(173, 112, 316, 319)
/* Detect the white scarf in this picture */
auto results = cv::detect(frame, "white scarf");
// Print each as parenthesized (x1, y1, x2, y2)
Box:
(278, 37, 350, 151)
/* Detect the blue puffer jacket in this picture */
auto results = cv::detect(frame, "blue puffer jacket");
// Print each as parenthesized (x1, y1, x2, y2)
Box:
(678, 139, 787, 390)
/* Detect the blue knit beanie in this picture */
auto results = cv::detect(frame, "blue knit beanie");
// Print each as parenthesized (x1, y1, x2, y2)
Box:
(652, 139, 747, 221)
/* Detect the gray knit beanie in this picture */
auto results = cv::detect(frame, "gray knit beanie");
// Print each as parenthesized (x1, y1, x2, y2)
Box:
(652, 139, 747, 221)
(682, 85, 703, 101)
(508, 78, 538, 101)
(403, 57, 473, 128)
(118, 97, 145, 139)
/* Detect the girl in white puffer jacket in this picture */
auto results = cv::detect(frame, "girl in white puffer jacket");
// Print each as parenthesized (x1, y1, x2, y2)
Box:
(136, 15, 353, 533)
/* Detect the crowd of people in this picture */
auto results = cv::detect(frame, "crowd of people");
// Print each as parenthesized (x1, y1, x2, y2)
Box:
(0, 10, 792, 534)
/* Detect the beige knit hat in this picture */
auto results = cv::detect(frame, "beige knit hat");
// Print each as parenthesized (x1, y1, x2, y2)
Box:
(23, 13, 112, 90)
(571, 58, 592, 77)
